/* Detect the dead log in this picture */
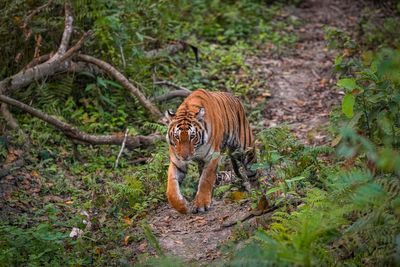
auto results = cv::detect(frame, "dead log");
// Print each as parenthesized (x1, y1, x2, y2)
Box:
(0, 95, 162, 149)
(151, 90, 190, 102)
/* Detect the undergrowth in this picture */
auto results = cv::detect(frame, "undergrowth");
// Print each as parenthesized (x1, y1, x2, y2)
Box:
(225, 6, 400, 266)
(1, 0, 399, 266)
(0, 0, 298, 265)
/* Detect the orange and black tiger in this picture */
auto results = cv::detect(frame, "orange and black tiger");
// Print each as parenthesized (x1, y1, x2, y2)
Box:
(165, 89, 257, 214)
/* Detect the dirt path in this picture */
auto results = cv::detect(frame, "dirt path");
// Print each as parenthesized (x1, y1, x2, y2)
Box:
(257, 0, 363, 145)
(146, 0, 365, 264)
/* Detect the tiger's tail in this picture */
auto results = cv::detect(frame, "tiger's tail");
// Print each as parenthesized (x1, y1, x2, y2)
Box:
(230, 146, 258, 182)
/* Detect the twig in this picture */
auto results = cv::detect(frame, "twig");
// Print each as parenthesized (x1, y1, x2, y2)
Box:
(219, 198, 303, 229)
(219, 210, 273, 229)
(33, 34, 43, 59)
(48, 2, 73, 62)
(58, 31, 92, 62)
(0, 95, 162, 149)
(154, 80, 191, 92)
(21, 0, 53, 40)
(311, 68, 321, 80)
(119, 44, 126, 68)
(114, 128, 129, 168)
(151, 90, 190, 102)
(25, 53, 51, 69)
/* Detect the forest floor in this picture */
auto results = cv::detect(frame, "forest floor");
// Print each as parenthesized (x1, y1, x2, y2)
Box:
(145, 0, 366, 264)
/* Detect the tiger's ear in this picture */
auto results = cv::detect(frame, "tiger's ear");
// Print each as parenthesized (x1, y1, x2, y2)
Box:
(197, 107, 205, 122)
(165, 109, 175, 123)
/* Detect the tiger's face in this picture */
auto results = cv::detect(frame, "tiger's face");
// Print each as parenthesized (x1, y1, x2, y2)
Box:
(165, 108, 207, 162)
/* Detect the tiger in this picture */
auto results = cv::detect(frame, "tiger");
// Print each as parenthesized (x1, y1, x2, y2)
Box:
(165, 89, 257, 214)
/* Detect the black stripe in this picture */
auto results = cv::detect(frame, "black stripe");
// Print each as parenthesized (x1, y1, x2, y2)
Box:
(237, 110, 243, 149)
(243, 117, 247, 149)
(172, 161, 186, 174)
(220, 98, 231, 139)
(204, 145, 212, 157)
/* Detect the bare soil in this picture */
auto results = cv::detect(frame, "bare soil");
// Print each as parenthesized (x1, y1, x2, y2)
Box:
(145, 0, 368, 265)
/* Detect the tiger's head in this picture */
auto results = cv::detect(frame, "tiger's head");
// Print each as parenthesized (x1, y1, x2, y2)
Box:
(165, 107, 207, 161)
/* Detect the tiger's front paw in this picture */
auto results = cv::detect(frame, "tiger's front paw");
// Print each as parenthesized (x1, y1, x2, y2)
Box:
(192, 193, 211, 213)
(167, 193, 189, 214)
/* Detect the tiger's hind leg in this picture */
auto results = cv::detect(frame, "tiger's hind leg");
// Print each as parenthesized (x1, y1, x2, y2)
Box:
(229, 147, 258, 191)
(243, 146, 258, 181)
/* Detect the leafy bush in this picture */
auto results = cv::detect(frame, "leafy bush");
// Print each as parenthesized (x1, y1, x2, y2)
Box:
(0, 223, 69, 267)
(228, 32, 400, 267)
(336, 49, 400, 148)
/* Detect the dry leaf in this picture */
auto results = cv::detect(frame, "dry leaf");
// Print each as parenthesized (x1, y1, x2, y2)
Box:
(123, 216, 132, 225)
(31, 170, 40, 178)
(43, 195, 64, 203)
(95, 247, 103, 255)
(228, 191, 247, 202)
(124, 235, 131, 246)
(138, 242, 147, 252)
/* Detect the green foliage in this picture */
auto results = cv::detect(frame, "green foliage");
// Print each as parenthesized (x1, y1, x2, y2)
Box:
(228, 14, 400, 265)
(253, 127, 334, 196)
(229, 140, 400, 266)
(0, 223, 69, 267)
(141, 222, 164, 256)
(336, 49, 400, 148)
(324, 26, 356, 51)
(358, 9, 400, 49)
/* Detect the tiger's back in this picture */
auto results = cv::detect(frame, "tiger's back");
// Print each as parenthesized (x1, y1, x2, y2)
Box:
(166, 89, 257, 214)
(174, 89, 254, 153)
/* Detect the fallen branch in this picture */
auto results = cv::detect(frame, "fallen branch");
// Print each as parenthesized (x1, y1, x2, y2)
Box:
(151, 90, 190, 102)
(48, 2, 73, 62)
(0, 10, 89, 95)
(76, 54, 163, 119)
(219, 196, 302, 229)
(25, 54, 51, 69)
(0, 95, 162, 149)
(154, 80, 191, 92)
(145, 42, 187, 58)
(1, 103, 19, 130)
(145, 41, 199, 62)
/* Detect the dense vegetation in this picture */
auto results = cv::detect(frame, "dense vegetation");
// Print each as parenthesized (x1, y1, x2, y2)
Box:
(0, 0, 399, 266)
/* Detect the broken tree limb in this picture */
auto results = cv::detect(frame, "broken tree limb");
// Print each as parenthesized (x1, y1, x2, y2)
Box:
(145, 41, 199, 62)
(0, 31, 90, 96)
(58, 31, 91, 62)
(1, 103, 19, 130)
(48, 2, 73, 62)
(114, 128, 129, 168)
(151, 90, 190, 102)
(25, 54, 52, 69)
(154, 80, 191, 92)
(0, 95, 162, 149)
(145, 42, 187, 58)
(76, 54, 163, 119)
